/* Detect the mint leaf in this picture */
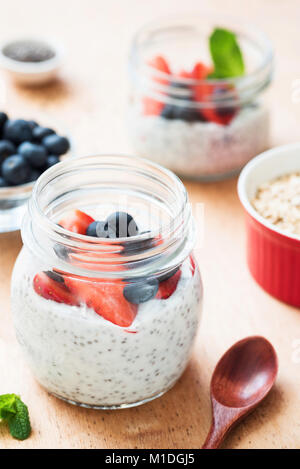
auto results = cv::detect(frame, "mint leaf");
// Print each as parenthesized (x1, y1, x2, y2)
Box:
(8, 398, 31, 441)
(209, 27, 245, 79)
(0, 394, 31, 440)
(0, 394, 18, 420)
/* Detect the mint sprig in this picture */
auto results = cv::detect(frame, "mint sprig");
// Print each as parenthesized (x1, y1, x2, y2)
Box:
(208, 27, 245, 79)
(0, 394, 31, 440)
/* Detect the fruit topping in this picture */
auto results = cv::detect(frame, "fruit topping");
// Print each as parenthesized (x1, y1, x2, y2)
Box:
(190, 255, 196, 276)
(18, 142, 47, 168)
(145, 27, 244, 125)
(106, 211, 139, 238)
(158, 266, 180, 283)
(53, 243, 71, 260)
(33, 271, 79, 306)
(42, 134, 70, 156)
(156, 269, 182, 300)
(123, 278, 159, 304)
(86, 221, 108, 238)
(142, 97, 165, 117)
(64, 277, 138, 327)
(143, 55, 171, 116)
(161, 103, 203, 123)
(44, 270, 65, 283)
(58, 210, 95, 235)
(148, 55, 171, 84)
(2, 155, 30, 185)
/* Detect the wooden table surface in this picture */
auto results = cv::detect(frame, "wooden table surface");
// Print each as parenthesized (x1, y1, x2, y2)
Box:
(0, 0, 300, 450)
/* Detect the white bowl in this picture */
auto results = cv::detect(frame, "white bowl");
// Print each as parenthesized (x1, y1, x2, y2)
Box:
(0, 38, 64, 85)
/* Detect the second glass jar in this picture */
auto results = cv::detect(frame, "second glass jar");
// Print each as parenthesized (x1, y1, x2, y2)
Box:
(128, 14, 273, 181)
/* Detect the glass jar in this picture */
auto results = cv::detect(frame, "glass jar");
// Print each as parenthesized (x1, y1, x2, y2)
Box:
(128, 14, 273, 181)
(11, 154, 202, 409)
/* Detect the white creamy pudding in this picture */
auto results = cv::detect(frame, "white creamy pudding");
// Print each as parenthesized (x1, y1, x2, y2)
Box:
(129, 105, 269, 180)
(11, 249, 202, 408)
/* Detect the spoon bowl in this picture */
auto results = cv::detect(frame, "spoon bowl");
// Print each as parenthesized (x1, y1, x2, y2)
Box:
(202, 336, 278, 449)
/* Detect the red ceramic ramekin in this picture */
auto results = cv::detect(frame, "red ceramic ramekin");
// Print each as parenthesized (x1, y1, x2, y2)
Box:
(238, 143, 300, 307)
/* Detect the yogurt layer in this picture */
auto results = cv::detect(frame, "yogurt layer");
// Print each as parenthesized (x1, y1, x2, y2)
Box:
(11, 248, 202, 408)
(129, 105, 269, 180)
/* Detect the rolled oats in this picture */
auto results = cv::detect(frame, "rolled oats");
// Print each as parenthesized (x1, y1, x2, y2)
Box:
(252, 172, 300, 236)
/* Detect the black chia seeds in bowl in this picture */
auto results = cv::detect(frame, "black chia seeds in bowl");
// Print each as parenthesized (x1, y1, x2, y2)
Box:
(0, 37, 63, 85)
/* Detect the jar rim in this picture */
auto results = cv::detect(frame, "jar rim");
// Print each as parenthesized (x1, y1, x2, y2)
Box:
(130, 12, 273, 105)
(23, 154, 195, 279)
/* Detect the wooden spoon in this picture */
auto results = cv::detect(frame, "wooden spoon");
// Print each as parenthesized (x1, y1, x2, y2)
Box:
(202, 336, 278, 449)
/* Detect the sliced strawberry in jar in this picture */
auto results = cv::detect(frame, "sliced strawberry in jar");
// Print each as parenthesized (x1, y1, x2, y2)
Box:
(194, 81, 237, 125)
(143, 55, 171, 116)
(148, 55, 171, 84)
(143, 97, 165, 116)
(190, 255, 196, 276)
(64, 277, 138, 327)
(59, 210, 95, 235)
(156, 269, 182, 300)
(191, 62, 212, 80)
(33, 271, 79, 306)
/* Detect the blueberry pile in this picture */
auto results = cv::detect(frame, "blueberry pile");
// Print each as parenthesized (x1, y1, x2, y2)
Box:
(0, 112, 70, 187)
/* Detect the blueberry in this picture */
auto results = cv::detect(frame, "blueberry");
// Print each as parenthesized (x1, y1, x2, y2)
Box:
(45, 154, 59, 168)
(123, 278, 159, 304)
(0, 176, 7, 187)
(158, 266, 179, 282)
(53, 243, 70, 260)
(213, 87, 236, 120)
(28, 168, 42, 182)
(32, 126, 55, 142)
(0, 140, 16, 162)
(27, 120, 38, 130)
(2, 154, 30, 185)
(19, 142, 47, 168)
(161, 103, 204, 122)
(0, 112, 8, 130)
(106, 211, 139, 238)
(42, 134, 70, 155)
(44, 270, 65, 283)
(3, 119, 33, 144)
(121, 236, 156, 254)
(86, 221, 108, 238)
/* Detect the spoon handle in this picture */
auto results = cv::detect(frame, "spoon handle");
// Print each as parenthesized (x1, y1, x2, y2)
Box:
(201, 421, 227, 449)
(202, 399, 245, 449)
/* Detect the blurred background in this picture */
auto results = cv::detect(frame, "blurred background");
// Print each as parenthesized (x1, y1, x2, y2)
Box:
(0, 0, 298, 156)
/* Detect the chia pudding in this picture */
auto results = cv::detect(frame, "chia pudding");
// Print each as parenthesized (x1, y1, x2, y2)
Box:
(129, 104, 269, 180)
(10, 154, 202, 409)
(129, 16, 273, 180)
(12, 249, 201, 408)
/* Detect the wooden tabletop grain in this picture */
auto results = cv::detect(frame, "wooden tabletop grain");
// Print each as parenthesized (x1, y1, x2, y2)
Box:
(0, 0, 299, 449)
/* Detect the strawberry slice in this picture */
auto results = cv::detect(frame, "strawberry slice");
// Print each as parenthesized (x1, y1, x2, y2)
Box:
(143, 55, 171, 116)
(64, 277, 138, 327)
(33, 272, 79, 306)
(191, 62, 212, 80)
(143, 96, 164, 116)
(156, 269, 182, 300)
(59, 210, 94, 235)
(148, 55, 171, 84)
(190, 255, 196, 276)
